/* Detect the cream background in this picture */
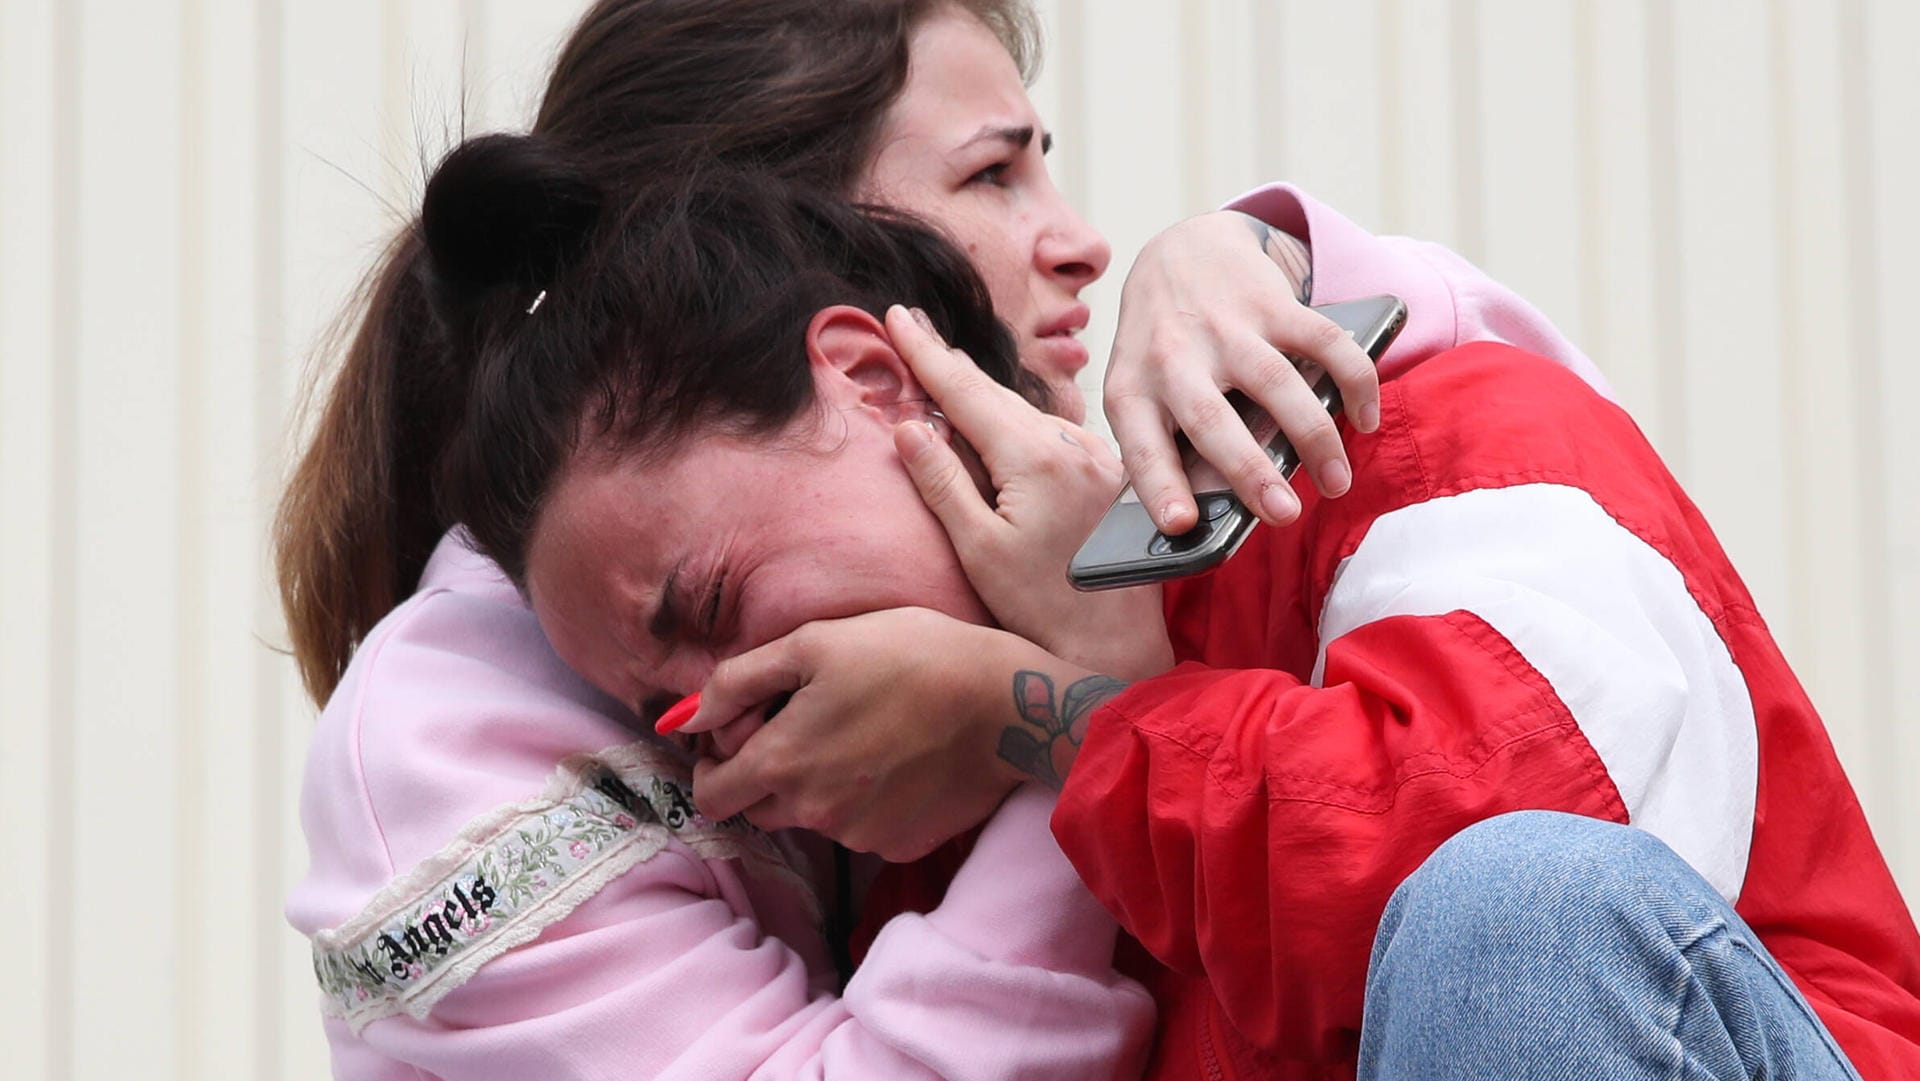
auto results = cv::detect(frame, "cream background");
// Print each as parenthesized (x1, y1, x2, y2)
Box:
(1, 1, 1915, 1077)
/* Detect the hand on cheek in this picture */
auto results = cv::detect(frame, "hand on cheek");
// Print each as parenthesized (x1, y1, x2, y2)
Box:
(886, 305, 1176, 680)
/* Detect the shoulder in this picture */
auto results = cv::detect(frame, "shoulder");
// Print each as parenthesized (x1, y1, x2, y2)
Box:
(1287, 344, 1698, 613)
(292, 575, 822, 1034)
(1334, 342, 1661, 513)
(290, 561, 644, 931)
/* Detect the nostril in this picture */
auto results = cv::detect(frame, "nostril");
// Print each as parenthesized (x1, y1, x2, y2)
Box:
(1053, 258, 1096, 280)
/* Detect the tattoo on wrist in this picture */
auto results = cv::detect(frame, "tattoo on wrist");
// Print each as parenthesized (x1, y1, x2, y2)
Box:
(1231, 210, 1313, 304)
(996, 671, 1130, 789)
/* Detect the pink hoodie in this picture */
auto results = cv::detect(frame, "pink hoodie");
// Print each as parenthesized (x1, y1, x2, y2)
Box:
(285, 184, 1601, 1081)
(1227, 183, 1610, 392)
(286, 533, 1156, 1080)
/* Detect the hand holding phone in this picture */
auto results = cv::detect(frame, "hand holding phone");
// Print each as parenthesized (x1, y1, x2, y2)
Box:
(1068, 295, 1408, 591)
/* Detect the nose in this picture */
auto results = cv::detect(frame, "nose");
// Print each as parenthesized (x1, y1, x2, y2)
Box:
(1035, 188, 1110, 290)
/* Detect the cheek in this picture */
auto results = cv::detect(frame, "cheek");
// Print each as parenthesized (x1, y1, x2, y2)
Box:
(966, 228, 1036, 319)
(912, 198, 1034, 313)
(529, 594, 628, 703)
(733, 529, 981, 647)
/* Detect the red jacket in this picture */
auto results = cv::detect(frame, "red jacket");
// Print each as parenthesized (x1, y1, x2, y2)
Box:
(1053, 342, 1920, 1080)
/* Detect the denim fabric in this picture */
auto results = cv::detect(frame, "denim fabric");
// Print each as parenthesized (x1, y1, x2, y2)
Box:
(1359, 811, 1862, 1080)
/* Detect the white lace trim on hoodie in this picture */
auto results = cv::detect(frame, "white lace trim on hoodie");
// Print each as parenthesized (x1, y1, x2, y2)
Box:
(308, 738, 814, 1033)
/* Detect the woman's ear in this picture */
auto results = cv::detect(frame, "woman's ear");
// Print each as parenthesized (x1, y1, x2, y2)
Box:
(805, 305, 929, 422)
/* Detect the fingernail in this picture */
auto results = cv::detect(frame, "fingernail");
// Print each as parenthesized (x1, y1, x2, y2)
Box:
(1319, 459, 1351, 496)
(655, 693, 702, 735)
(896, 419, 935, 457)
(910, 306, 936, 335)
(1360, 401, 1380, 433)
(1260, 482, 1298, 523)
(1158, 501, 1190, 530)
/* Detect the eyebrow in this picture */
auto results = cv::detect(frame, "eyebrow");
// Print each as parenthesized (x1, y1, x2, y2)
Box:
(957, 124, 1053, 155)
(647, 558, 686, 641)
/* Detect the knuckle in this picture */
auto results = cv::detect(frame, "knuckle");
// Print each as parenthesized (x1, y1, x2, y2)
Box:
(1292, 413, 1344, 456)
(917, 460, 962, 505)
(1032, 445, 1076, 477)
(1232, 449, 1278, 486)
(1103, 376, 1154, 407)
(1182, 393, 1239, 436)
(1307, 316, 1350, 354)
(796, 798, 842, 837)
(1124, 438, 1176, 478)
(949, 369, 995, 401)
(752, 740, 800, 788)
(1245, 354, 1304, 400)
(1145, 321, 1196, 363)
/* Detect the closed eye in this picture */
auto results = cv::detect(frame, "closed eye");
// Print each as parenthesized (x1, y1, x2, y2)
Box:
(701, 572, 725, 638)
(969, 161, 1012, 186)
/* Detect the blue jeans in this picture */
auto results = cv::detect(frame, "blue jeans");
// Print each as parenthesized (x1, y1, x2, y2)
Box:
(1359, 811, 1863, 1080)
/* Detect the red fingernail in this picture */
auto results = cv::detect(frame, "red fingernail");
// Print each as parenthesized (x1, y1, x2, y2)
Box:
(654, 693, 702, 735)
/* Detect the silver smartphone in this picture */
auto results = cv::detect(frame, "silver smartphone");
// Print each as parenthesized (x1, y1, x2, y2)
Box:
(1067, 295, 1408, 591)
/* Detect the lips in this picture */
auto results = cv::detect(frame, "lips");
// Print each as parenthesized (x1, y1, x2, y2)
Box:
(1035, 303, 1091, 341)
(1033, 303, 1092, 375)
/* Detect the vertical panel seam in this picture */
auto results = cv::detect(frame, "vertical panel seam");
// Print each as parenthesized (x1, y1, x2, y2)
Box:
(176, 1, 209, 1077)
(463, 0, 487, 137)
(1836, 0, 1893, 813)
(1764, 0, 1811, 676)
(1249, 1, 1284, 186)
(1178, 0, 1206, 211)
(48, 0, 79, 1075)
(1377, 0, 1404, 234)
(1450, 0, 1483, 263)
(1573, 0, 1608, 368)
(383, 0, 411, 207)
(1643, 0, 1685, 472)
(1055, 0, 1088, 216)
(254, 0, 288, 1076)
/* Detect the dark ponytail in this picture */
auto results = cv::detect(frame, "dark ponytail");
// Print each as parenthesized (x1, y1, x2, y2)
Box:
(420, 134, 603, 303)
(275, 0, 1041, 706)
(274, 232, 453, 706)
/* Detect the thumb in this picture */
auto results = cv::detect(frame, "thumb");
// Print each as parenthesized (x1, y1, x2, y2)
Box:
(894, 419, 999, 546)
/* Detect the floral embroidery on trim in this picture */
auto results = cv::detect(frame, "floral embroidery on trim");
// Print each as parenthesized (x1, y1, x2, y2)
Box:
(308, 739, 810, 1032)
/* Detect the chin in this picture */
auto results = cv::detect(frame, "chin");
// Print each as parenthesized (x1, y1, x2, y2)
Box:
(1050, 383, 1087, 424)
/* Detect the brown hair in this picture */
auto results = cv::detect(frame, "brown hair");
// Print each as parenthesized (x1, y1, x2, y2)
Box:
(420, 149, 1032, 589)
(275, 0, 1040, 705)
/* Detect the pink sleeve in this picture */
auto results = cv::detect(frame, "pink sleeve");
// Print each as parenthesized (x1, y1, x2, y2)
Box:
(343, 786, 1153, 1081)
(1226, 182, 1616, 398)
(290, 542, 1151, 1080)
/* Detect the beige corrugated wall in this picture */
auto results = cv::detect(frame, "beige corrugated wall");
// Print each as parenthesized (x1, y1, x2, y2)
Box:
(1, 1, 1913, 1076)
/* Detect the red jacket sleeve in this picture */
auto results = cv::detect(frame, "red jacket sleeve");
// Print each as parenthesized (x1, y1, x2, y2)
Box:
(1051, 344, 1777, 1061)
(1052, 609, 1630, 1061)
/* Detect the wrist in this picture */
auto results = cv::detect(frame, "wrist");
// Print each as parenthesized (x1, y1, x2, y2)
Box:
(979, 632, 1129, 790)
(1225, 209, 1313, 303)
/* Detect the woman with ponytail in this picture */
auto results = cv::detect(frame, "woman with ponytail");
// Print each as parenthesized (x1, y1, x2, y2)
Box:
(281, 2, 1603, 1076)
